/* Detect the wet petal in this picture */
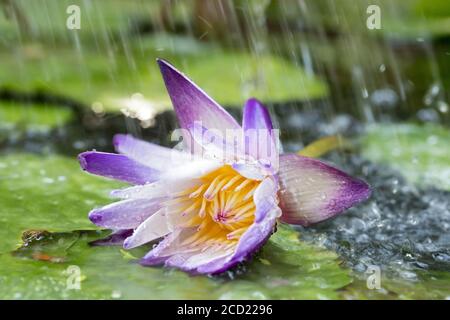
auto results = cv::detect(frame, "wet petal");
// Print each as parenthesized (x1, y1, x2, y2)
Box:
(243, 98, 274, 133)
(113, 134, 192, 171)
(78, 151, 159, 185)
(278, 154, 371, 226)
(140, 228, 194, 266)
(111, 179, 201, 200)
(157, 59, 241, 152)
(89, 199, 160, 229)
(159, 159, 222, 181)
(141, 228, 231, 273)
(231, 162, 266, 181)
(189, 122, 244, 163)
(242, 98, 279, 167)
(123, 209, 171, 249)
(168, 245, 232, 272)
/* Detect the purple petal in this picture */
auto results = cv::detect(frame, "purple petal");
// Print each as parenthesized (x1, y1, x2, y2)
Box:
(141, 228, 230, 273)
(189, 122, 245, 163)
(159, 159, 222, 181)
(113, 134, 192, 171)
(278, 154, 371, 226)
(140, 228, 187, 266)
(242, 98, 279, 168)
(157, 59, 241, 149)
(78, 151, 159, 185)
(167, 246, 232, 272)
(110, 179, 200, 200)
(89, 199, 160, 229)
(243, 98, 274, 133)
(123, 209, 171, 249)
(231, 163, 265, 181)
(89, 229, 133, 246)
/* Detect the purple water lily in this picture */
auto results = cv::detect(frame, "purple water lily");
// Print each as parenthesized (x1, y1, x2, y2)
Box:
(78, 59, 371, 275)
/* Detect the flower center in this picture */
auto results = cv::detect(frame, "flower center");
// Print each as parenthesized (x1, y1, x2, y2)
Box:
(169, 165, 260, 247)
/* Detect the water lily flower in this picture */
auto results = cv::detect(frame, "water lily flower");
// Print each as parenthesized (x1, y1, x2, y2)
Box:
(78, 59, 371, 274)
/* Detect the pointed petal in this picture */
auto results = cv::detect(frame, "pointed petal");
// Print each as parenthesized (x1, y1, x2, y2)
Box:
(78, 151, 159, 185)
(123, 209, 171, 249)
(159, 159, 221, 181)
(168, 246, 232, 272)
(141, 227, 232, 273)
(140, 228, 194, 266)
(231, 163, 266, 181)
(88, 199, 160, 229)
(111, 179, 201, 200)
(113, 134, 192, 171)
(243, 98, 274, 133)
(157, 59, 241, 135)
(278, 154, 371, 226)
(242, 98, 279, 168)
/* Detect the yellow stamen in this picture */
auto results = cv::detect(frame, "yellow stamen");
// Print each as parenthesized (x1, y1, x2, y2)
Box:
(162, 165, 261, 251)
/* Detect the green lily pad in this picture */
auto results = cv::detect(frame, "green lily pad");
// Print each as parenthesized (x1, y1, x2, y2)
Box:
(0, 153, 122, 254)
(1, 1, 328, 112)
(0, 153, 350, 299)
(0, 0, 163, 45)
(0, 225, 351, 299)
(217, 225, 352, 299)
(362, 123, 450, 190)
(0, 102, 73, 131)
(341, 271, 450, 300)
(313, 0, 450, 37)
(382, 271, 450, 299)
(0, 44, 327, 113)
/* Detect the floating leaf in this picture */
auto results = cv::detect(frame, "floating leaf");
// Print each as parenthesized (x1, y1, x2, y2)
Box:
(0, 102, 73, 132)
(0, 153, 122, 253)
(0, 225, 351, 299)
(0, 46, 327, 114)
(362, 123, 450, 190)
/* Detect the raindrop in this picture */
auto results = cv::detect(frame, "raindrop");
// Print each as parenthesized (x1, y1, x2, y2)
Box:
(417, 108, 439, 123)
(111, 290, 122, 299)
(91, 101, 105, 114)
(42, 177, 54, 184)
(423, 83, 440, 106)
(370, 88, 399, 109)
(399, 271, 417, 281)
(426, 135, 438, 145)
(73, 141, 86, 150)
(437, 101, 449, 113)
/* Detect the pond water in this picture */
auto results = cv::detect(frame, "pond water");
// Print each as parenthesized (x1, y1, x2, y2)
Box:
(0, 0, 449, 299)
